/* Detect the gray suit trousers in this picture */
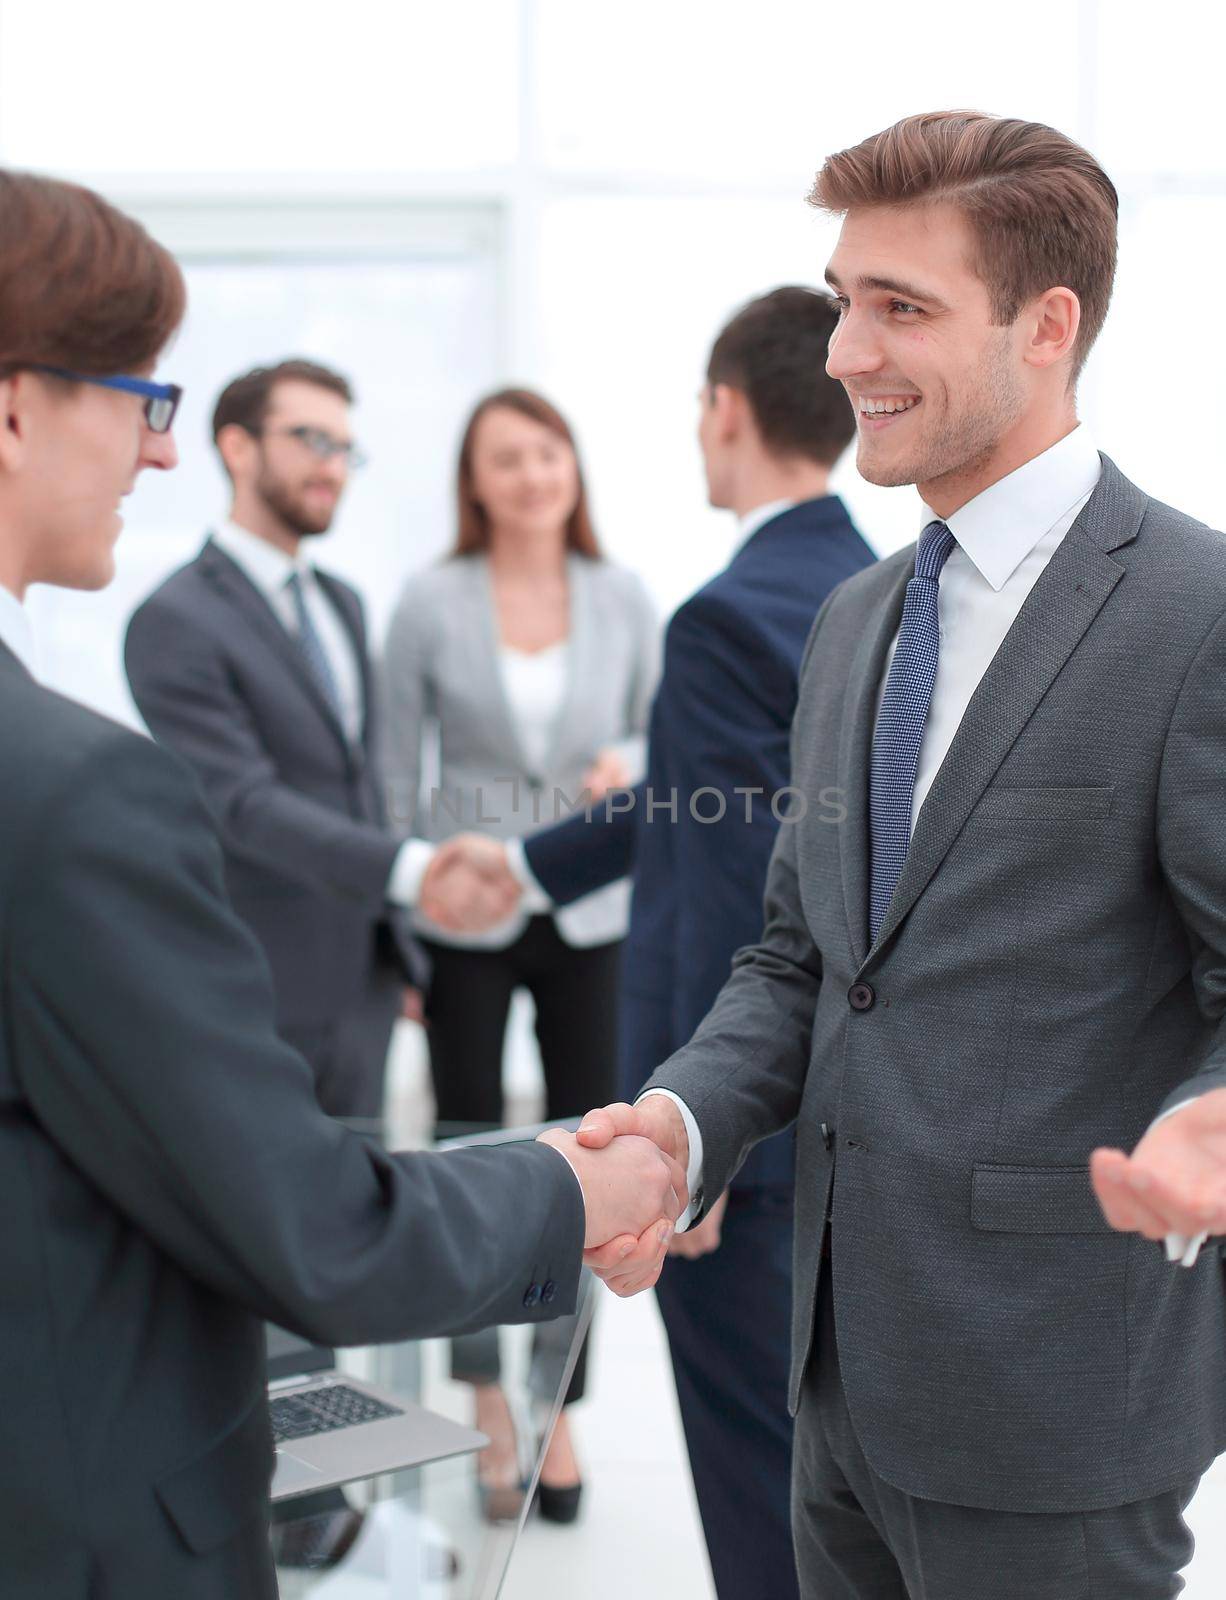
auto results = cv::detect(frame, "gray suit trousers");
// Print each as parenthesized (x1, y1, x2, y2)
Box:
(793, 1263, 1199, 1600)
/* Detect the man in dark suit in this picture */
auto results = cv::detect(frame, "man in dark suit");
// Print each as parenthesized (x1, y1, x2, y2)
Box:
(125, 360, 485, 1122)
(584, 112, 1226, 1597)
(455, 289, 874, 1598)
(0, 169, 684, 1598)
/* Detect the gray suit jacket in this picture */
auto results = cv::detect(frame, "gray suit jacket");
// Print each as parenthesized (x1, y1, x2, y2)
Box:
(125, 537, 426, 1031)
(0, 639, 581, 1598)
(645, 457, 1226, 1514)
(382, 552, 659, 949)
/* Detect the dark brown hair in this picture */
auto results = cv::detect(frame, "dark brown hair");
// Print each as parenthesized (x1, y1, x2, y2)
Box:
(0, 169, 185, 378)
(212, 358, 354, 445)
(707, 286, 855, 465)
(809, 111, 1118, 376)
(454, 388, 601, 558)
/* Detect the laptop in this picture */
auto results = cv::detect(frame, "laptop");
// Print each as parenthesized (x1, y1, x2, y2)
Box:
(266, 1325, 487, 1502)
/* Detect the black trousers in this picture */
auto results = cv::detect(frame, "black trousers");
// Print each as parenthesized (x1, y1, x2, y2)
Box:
(792, 1263, 1199, 1599)
(421, 916, 620, 1128)
(422, 917, 620, 1408)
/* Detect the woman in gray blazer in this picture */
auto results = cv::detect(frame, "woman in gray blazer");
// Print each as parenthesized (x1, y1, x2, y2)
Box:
(383, 387, 658, 1522)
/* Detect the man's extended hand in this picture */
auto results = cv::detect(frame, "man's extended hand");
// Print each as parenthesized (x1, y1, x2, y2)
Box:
(668, 1189, 727, 1259)
(1091, 1089, 1226, 1255)
(419, 835, 520, 932)
(574, 1099, 691, 1294)
(537, 1127, 687, 1297)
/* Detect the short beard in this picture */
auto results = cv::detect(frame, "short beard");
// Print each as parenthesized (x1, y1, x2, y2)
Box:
(858, 328, 1026, 492)
(255, 461, 335, 539)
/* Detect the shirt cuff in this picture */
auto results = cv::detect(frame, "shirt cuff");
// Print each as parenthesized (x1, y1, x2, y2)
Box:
(637, 1089, 704, 1231)
(540, 1142, 586, 1227)
(1148, 1098, 1208, 1266)
(386, 838, 435, 908)
(505, 837, 553, 913)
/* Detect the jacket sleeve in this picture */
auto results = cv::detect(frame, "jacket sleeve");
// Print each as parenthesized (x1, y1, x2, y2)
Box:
(642, 599, 833, 1201)
(651, 594, 800, 1185)
(125, 601, 397, 914)
(522, 783, 641, 905)
(5, 732, 584, 1345)
(1154, 604, 1226, 1114)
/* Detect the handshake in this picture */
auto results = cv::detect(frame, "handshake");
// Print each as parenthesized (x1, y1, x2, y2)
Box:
(419, 834, 521, 934)
(416, 747, 633, 934)
(537, 1096, 692, 1298)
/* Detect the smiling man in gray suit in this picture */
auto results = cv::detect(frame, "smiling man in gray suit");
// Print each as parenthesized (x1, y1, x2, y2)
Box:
(580, 111, 1226, 1597)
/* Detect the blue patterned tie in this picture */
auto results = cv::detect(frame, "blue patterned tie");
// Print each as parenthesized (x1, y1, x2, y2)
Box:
(868, 519, 957, 944)
(284, 570, 342, 722)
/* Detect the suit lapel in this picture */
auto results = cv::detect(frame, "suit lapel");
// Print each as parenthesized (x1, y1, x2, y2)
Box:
(861, 456, 1144, 966)
(199, 538, 350, 752)
(839, 560, 909, 969)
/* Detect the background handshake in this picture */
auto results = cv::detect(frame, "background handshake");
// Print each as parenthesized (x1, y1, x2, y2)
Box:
(416, 746, 632, 933)
(536, 1096, 695, 1296)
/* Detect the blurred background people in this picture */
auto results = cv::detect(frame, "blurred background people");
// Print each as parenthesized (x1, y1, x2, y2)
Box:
(448, 289, 873, 1596)
(125, 359, 512, 1126)
(0, 165, 685, 1600)
(382, 386, 659, 1521)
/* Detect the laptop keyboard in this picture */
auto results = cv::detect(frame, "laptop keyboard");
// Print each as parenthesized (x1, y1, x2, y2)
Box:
(270, 1384, 404, 1444)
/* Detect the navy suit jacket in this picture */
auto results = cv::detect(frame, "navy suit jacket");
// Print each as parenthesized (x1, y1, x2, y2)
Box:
(525, 497, 875, 1188)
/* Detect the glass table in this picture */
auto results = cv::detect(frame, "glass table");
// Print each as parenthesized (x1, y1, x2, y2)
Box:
(271, 1120, 594, 1599)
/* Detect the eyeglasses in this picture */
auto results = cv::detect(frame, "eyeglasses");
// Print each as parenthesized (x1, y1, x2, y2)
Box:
(259, 425, 368, 470)
(29, 364, 182, 433)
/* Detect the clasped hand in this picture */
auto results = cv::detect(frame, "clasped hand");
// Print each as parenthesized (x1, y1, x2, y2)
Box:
(418, 835, 520, 933)
(538, 1099, 691, 1297)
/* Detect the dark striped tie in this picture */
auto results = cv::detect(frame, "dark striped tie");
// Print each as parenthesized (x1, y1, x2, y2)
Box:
(284, 570, 342, 722)
(868, 519, 957, 944)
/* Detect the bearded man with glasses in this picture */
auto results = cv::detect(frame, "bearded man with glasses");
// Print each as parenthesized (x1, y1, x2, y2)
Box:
(125, 359, 489, 1124)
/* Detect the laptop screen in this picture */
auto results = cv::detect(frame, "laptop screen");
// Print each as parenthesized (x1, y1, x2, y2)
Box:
(265, 1322, 334, 1383)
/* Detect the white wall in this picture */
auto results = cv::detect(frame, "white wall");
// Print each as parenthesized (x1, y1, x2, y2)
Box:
(3, 0, 1222, 711)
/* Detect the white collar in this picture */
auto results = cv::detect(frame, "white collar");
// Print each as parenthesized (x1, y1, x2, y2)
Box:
(213, 518, 313, 601)
(737, 499, 798, 543)
(0, 582, 36, 676)
(922, 425, 1102, 593)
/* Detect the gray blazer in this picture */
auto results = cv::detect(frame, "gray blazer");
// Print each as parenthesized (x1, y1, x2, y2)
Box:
(382, 552, 659, 949)
(646, 457, 1226, 1515)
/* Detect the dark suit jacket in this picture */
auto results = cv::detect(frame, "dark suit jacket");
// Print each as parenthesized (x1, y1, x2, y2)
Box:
(646, 458, 1226, 1512)
(0, 640, 581, 1598)
(525, 498, 875, 1187)
(125, 537, 425, 1033)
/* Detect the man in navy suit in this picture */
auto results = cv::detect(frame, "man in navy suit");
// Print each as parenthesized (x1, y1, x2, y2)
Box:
(455, 288, 874, 1598)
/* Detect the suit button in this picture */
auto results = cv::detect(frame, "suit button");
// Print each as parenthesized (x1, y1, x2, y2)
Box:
(523, 1283, 541, 1309)
(848, 982, 876, 1012)
(541, 1281, 557, 1305)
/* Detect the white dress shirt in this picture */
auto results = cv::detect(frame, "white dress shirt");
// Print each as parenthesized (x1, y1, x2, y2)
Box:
(0, 582, 36, 677)
(210, 520, 433, 909)
(499, 641, 571, 775)
(648, 429, 1107, 1227)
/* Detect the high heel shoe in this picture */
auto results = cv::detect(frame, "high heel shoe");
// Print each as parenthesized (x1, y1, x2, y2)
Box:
(536, 1479, 583, 1524)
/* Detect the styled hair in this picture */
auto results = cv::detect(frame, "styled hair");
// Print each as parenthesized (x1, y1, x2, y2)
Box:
(809, 111, 1118, 375)
(212, 358, 354, 447)
(707, 286, 854, 465)
(0, 169, 185, 378)
(453, 388, 601, 558)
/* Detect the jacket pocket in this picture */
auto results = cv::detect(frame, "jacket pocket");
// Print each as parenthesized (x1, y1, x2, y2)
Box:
(975, 784, 1115, 822)
(970, 1163, 1114, 1235)
(154, 1400, 274, 1554)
